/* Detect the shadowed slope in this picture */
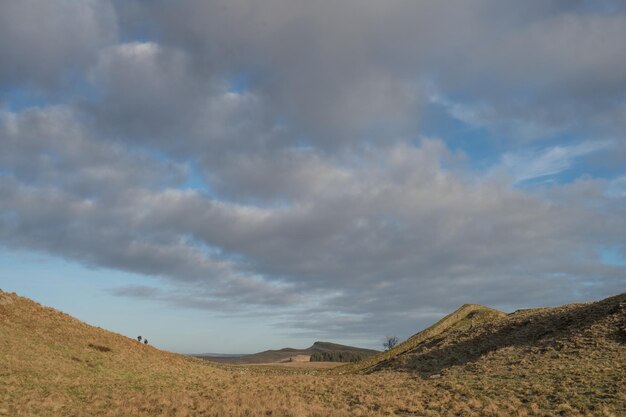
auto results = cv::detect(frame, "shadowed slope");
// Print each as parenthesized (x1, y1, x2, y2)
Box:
(335, 304, 506, 374)
(378, 292, 626, 376)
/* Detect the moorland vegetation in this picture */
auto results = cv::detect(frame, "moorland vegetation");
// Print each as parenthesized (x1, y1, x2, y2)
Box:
(1, 289, 624, 417)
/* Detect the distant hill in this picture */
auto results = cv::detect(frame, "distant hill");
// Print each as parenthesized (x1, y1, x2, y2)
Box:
(200, 341, 379, 364)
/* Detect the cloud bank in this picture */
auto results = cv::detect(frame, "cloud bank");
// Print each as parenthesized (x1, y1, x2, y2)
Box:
(1, 0, 625, 339)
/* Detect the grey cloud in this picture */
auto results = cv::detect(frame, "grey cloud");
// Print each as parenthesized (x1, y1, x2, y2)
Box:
(110, 285, 161, 298)
(1, 109, 625, 337)
(88, 42, 207, 142)
(202, 149, 352, 202)
(1, 1, 626, 341)
(0, 106, 184, 195)
(606, 176, 626, 198)
(110, 0, 431, 146)
(87, 41, 287, 159)
(0, 0, 117, 89)
(0, 107, 308, 309)
(169, 142, 626, 336)
(76, 0, 626, 189)
(114, 0, 626, 147)
(439, 11, 626, 140)
(110, 278, 301, 313)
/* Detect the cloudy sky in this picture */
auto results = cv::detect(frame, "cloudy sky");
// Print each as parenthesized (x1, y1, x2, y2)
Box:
(1, 0, 625, 353)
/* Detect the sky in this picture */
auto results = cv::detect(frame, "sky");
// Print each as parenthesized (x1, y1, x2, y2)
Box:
(1, 0, 625, 354)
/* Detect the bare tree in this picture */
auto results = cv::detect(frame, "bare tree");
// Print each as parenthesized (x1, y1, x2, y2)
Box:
(383, 336, 399, 351)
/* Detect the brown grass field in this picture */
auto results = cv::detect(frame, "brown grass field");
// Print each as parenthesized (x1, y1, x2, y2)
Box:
(246, 361, 344, 369)
(1, 289, 624, 417)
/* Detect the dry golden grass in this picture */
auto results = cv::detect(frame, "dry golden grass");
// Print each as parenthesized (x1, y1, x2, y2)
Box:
(1, 289, 624, 417)
(245, 361, 343, 368)
(337, 304, 507, 374)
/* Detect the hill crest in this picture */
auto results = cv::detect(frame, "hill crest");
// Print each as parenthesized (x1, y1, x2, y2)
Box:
(336, 303, 506, 373)
(338, 292, 626, 376)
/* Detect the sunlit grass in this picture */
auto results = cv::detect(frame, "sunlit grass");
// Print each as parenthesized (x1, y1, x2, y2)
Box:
(1, 290, 624, 416)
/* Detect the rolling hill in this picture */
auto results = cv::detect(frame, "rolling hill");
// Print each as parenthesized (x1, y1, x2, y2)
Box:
(200, 341, 379, 364)
(1, 288, 624, 417)
(335, 303, 506, 373)
(375, 291, 626, 375)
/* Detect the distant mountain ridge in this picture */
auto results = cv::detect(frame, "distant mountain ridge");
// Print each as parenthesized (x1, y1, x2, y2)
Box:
(200, 340, 379, 364)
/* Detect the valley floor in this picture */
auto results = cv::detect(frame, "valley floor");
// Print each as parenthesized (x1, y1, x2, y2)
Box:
(2, 353, 625, 417)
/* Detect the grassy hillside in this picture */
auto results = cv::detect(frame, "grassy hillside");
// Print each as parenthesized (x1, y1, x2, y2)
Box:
(0, 289, 227, 415)
(202, 341, 379, 364)
(1, 288, 625, 417)
(336, 304, 506, 374)
(340, 292, 626, 414)
(377, 293, 626, 376)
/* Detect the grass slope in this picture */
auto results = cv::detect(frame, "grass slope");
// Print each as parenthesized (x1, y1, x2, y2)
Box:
(0, 289, 226, 415)
(336, 304, 506, 374)
(379, 293, 626, 375)
(1, 288, 625, 417)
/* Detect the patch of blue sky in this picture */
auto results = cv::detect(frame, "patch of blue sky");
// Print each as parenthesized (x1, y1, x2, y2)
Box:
(595, 245, 626, 266)
(1, 69, 103, 111)
(181, 234, 224, 258)
(61, 68, 104, 105)
(0, 249, 167, 336)
(183, 159, 214, 195)
(0, 248, 158, 303)
(419, 98, 503, 172)
(228, 72, 251, 94)
(0, 85, 50, 111)
(121, 147, 215, 196)
(181, 160, 222, 200)
(420, 81, 615, 185)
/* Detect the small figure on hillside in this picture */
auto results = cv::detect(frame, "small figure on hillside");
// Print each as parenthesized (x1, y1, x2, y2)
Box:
(137, 336, 142, 342)
(144, 339, 148, 345)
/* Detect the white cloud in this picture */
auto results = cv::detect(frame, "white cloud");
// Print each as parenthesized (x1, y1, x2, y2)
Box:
(495, 140, 612, 183)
